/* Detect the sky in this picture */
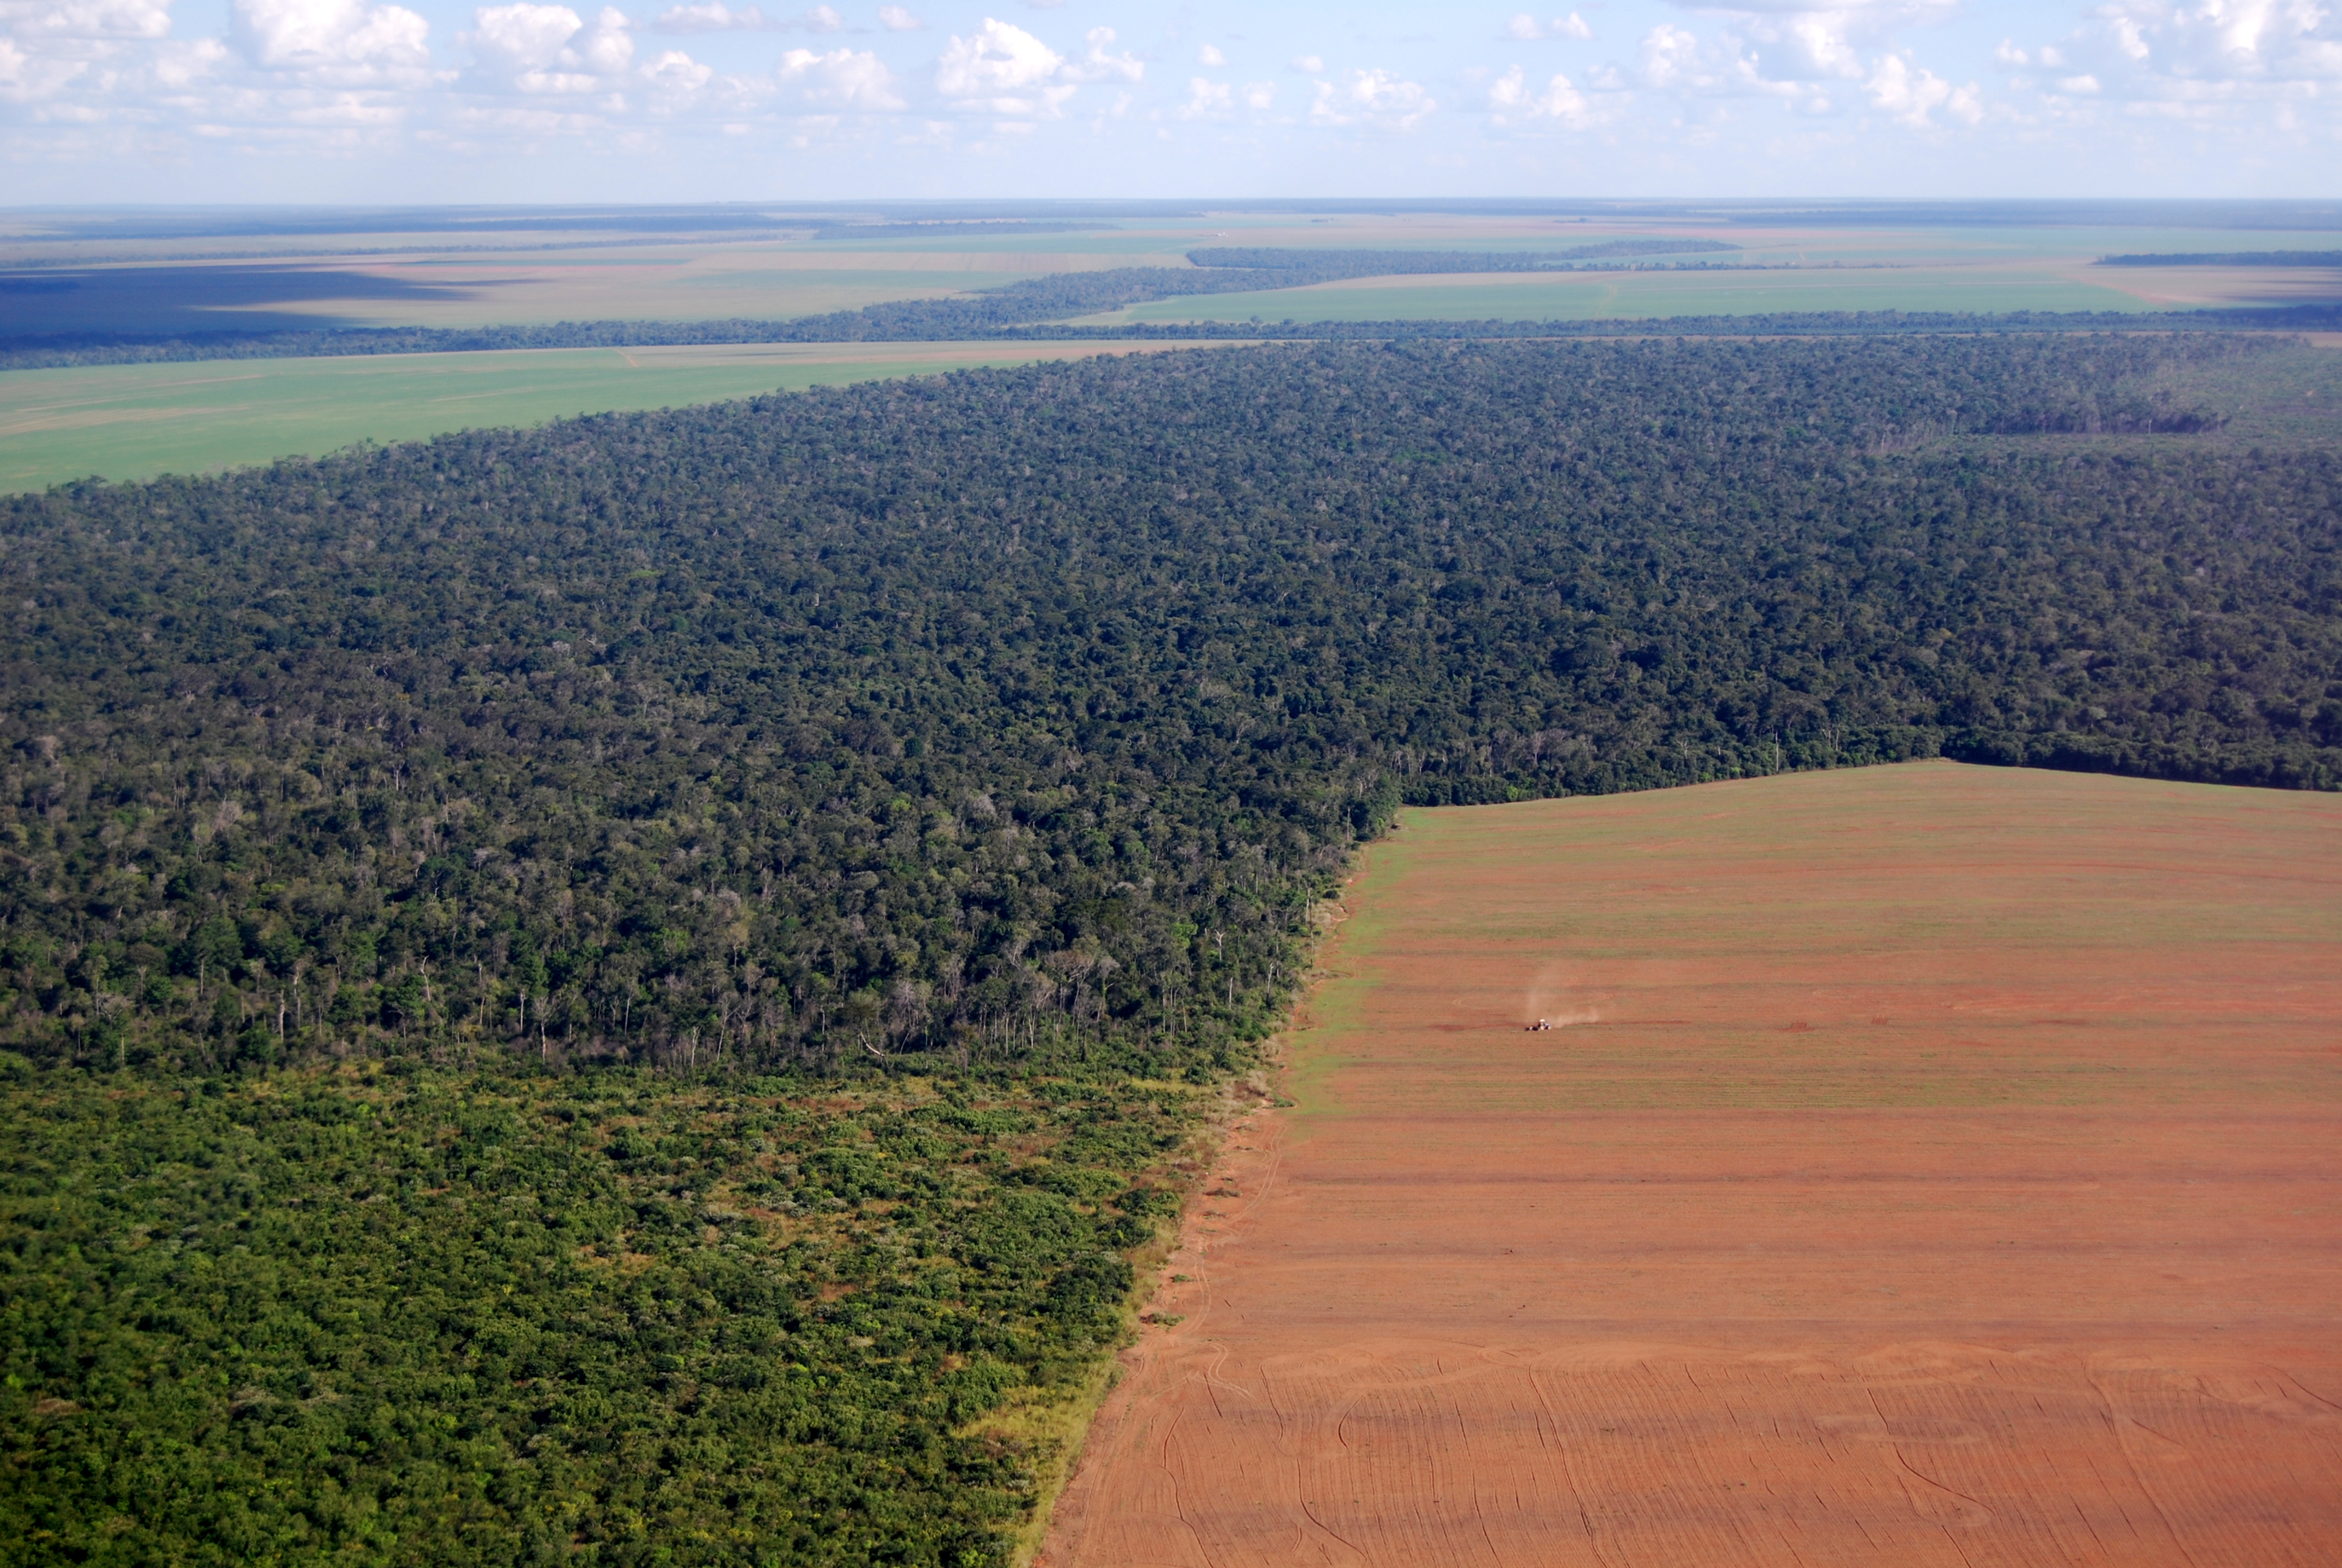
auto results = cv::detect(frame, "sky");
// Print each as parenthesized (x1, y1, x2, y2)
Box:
(2, 0, 2336, 203)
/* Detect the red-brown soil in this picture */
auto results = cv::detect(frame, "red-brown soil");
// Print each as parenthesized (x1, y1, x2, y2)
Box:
(1040, 761, 2342, 1567)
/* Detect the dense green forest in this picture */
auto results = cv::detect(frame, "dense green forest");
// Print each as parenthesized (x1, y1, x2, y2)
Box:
(4, 332, 2340, 1563)
(2099, 250, 2342, 267)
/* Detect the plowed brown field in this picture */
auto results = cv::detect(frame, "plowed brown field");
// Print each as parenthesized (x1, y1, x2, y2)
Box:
(1040, 760, 2342, 1568)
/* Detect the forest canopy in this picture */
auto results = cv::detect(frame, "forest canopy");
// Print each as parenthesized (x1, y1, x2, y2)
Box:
(4, 332, 2337, 1078)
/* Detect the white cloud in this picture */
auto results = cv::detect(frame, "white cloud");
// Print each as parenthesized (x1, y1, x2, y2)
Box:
(1197, 42, 1222, 66)
(1061, 24, 1138, 82)
(0, 0, 168, 39)
(1178, 73, 1227, 117)
(1308, 66, 1434, 129)
(799, 3, 837, 31)
(778, 42, 900, 107)
(1487, 61, 1598, 125)
(1637, 1, 1961, 99)
(0, 32, 87, 98)
(1780, 12, 1863, 77)
(1174, 73, 1277, 122)
(465, 2, 630, 92)
(234, 0, 432, 81)
(935, 15, 1066, 112)
(1637, 12, 1991, 114)
(1506, 12, 1592, 42)
(1638, 21, 1698, 85)
(639, 42, 707, 98)
(650, 0, 763, 32)
(1864, 49, 1979, 122)
(1289, 52, 1321, 72)
(876, 2, 918, 28)
(1637, 21, 1799, 95)
(2077, 0, 2342, 87)
(1972, 0, 2340, 122)
(153, 34, 228, 82)
(468, 2, 579, 68)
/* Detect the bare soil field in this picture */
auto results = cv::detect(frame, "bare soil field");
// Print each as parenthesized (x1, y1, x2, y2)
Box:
(2083, 262, 2342, 310)
(1041, 760, 2342, 1567)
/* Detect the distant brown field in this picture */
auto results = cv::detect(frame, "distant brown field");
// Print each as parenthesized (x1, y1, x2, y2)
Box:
(2083, 262, 2342, 310)
(1042, 761, 2342, 1567)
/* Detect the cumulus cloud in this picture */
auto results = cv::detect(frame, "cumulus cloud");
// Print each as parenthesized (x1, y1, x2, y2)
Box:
(1487, 61, 1598, 125)
(935, 16, 1069, 113)
(2050, 0, 2342, 93)
(1176, 72, 1276, 122)
(798, 3, 836, 30)
(0, 32, 88, 98)
(1289, 52, 1320, 72)
(1197, 42, 1222, 65)
(1308, 66, 1434, 129)
(1637, 21, 1800, 96)
(1178, 73, 1227, 116)
(1506, 12, 1591, 41)
(638, 42, 707, 100)
(1638, 0, 1961, 98)
(467, 1, 578, 69)
(1060, 24, 1138, 82)
(876, 2, 917, 28)
(1864, 49, 1980, 122)
(465, 2, 630, 92)
(650, 0, 763, 31)
(1, 0, 169, 39)
(0, 0, 176, 104)
(153, 34, 229, 82)
(231, 0, 432, 83)
(1632, 7, 1988, 123)
(777, 42, 898, 107)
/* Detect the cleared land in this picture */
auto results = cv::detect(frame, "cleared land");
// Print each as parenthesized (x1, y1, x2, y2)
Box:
(0, 245, 1191, 337)
(18, 214, 2339, 338)
(1042, 761, 2342, 1567)
(0, 339, 1241, 491)
(2085, 262, 2342, 310)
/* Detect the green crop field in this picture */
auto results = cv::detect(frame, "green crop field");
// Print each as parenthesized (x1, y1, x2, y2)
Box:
(0, 340, 1231, 492)
(377, 261, 1024, 331)
(1077, 265, 2167, 327)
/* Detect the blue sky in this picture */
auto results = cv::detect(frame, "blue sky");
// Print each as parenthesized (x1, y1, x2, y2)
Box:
(2, 0, 2335, 203)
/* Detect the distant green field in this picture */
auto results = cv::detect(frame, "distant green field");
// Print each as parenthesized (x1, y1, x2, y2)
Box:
(0, 340, 1231, 492)
(1081, 265, 2166, 326)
